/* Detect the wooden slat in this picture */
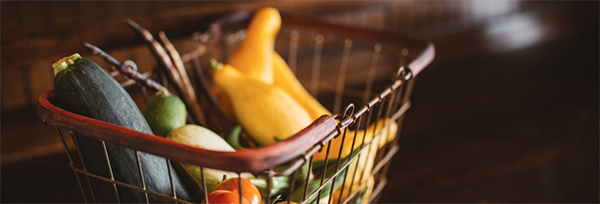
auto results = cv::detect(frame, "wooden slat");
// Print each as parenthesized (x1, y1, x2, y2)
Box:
(1, 67, 28, 110)
(1, 2, 21, 32)
(19, 1, 50, 31)
(28, 62, 55, 106)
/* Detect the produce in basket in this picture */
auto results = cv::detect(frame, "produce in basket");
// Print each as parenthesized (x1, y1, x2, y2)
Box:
(211, 7, 393, 203)
(212, 63, 313, 146)
(227, 126, 314, 198)
(288, 119, 396, 204)
(166, 124, 255, 193)
(344, 120, 398, 187)
(202, 190, 251, 204)
(216, 6, 331, 126)
(290, 153, 349, 204)
(331, 177, 375, 204)
(206, 5, 333, 147)
(142, 88, 187, 137)
(313, 118, 398, 161)
(272, 52, 331, 120)
(211, 177, 262, 204)
(52, 53, 198, 203)
(246, 158, 314, 200)
(310, 119, 397, 199)
(81, 42, 189, 138)
(213, 7, 279, 122)
(227, 7, 280, 84)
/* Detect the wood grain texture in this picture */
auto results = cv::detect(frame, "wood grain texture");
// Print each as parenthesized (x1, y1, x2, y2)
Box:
(1, 67, 29, 110)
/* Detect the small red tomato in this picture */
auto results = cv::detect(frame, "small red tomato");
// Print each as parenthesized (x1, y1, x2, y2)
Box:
(212, 177, 262, 204)
(202, 190, 250, 204)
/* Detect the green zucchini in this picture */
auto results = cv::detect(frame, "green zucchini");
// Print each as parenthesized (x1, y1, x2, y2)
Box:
(52, 53, 199, 203)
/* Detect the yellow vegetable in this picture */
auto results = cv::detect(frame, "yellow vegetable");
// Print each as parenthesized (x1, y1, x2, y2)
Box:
(213, 64, 313, 146)
(213, 7, 283, 122)
(166, 125, 254, 192)
(343, 136, 379, 188)
(329, 120, 394, 202)
(273, 52, 331, 120)
(313, 118, 398, 161)
(227, 7, 281, 84)
(331, 177, 374, 204)
(311, 118, 396, 193)
(210, 83, 236, 122)
(219, 7, 331, 123)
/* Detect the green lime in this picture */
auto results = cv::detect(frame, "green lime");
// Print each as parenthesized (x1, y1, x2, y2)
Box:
(143, 95, 187, 137)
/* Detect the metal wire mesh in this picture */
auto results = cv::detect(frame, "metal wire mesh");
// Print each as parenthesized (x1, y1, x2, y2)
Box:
(41, 12, 426, 204)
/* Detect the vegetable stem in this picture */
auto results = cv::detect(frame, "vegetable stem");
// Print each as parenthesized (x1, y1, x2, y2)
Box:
(126, 18, 207, 127)
(227, 125, 244, 150)
(158, 30, 196, 102)
(210, 58, 223, 71)
(81, 42, 168, 95)
(52, 53, 81, 75)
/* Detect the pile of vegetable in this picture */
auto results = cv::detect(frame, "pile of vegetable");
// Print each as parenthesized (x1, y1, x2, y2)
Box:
(51, 7, 398, 204)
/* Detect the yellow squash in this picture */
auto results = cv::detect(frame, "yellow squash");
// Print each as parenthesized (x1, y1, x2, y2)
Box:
(273, 52, 331, 120)
(342, 136, 380, 188)
(213, 64, 313, 146)
(220, 7, 331, 123)
(313, 118, 398, 161)
(166, 125, 254, 192)
(331, 177, 375, 204)
(226, 7, 281, 84)
(213, 7, 282, 122)
(210, 83, 236, 122)
(316, 118, 397, 190)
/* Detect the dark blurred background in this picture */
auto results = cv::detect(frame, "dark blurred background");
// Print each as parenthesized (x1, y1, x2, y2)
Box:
(1, 1, 598, 203)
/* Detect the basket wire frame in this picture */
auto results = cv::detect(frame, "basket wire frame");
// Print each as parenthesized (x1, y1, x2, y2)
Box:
(44, 15, 425, 204)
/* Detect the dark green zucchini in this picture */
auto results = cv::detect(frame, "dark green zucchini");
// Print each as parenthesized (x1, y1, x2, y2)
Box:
(52, 53, 199, 203)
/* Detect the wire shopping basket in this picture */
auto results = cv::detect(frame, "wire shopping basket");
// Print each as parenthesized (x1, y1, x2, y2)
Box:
(36, 9, 434, 204)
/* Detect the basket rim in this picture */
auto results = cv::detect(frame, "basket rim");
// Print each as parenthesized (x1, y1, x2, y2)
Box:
(37, 90, 336, 175)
